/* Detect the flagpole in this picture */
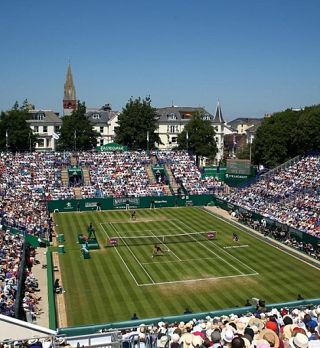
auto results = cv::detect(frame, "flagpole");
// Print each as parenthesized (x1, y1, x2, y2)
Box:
(186, 131, 189, 153)
(29, 130, 32, 152)
(5, 130, 8, 152)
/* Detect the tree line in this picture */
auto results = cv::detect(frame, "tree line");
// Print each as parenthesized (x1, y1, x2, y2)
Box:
(252, 105, 320, 168)
(0, 97, 218, 162)
(2, 97, 319, 169)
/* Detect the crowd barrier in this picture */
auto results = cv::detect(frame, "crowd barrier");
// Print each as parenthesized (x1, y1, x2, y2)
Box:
(47, 194, 215, 213)
(46, 250, 57, 330)
(15, 239, 27, 320)
(213, 197, 320, 247)
(57, 298, 320, 337)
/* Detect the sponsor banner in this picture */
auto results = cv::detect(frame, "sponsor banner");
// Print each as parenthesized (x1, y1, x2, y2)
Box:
(225, 173, 249, 179)
(64, 202, 74, 210)
(85, 202, 98, 208)
(96, 143, 128, 152)
(113, 197, 140, 209)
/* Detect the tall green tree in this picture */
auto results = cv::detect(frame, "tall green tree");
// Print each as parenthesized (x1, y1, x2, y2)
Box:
(0, 107, 37, 152)
(252, 108, 302, 168)
(294, 105, 320, 153)
(57, 101, 99, 151)
(114, 96, 161, 150)
(177, 112, 217, 162)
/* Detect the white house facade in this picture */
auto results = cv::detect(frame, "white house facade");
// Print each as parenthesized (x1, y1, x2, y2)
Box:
(27, 110, 62, 151)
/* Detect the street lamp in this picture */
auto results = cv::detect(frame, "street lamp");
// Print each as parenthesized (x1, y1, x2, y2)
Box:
(249, 136, 253, 163)
(74, 130, 77, 152)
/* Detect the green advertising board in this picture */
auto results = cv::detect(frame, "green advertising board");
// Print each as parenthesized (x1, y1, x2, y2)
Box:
(96, 143, 128, 152)
(47, 194, 215, 213)
(68, 166, 82, 175)
(224, 173, 252, 187)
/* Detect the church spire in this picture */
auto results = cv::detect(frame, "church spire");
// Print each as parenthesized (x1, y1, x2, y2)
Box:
(63, 63, 76, 116)
(213, 99, 224, 123)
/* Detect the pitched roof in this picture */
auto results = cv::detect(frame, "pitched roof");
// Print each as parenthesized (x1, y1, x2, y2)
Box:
(212, 100, 224, 124)
(156, 106, 213, 123)
(64, 64, 76, 101)
(228, 117, 262, 128)
(86, 108, 119, 125)
(26, 110, 62, 125)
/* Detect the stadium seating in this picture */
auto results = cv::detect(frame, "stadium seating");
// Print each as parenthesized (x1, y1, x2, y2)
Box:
(220, 155, 320, 237)
(156, 151, 224, 195)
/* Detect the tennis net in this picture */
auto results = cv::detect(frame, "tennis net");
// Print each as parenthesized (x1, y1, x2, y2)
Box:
(108, 231, 216, 247)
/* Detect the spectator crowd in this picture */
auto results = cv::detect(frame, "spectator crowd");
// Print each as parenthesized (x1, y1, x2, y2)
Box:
(220, 156, 320, 237)
(120, 302, 320, 348)
(0, 230, 23, 317)
(157, 151, 224, 195)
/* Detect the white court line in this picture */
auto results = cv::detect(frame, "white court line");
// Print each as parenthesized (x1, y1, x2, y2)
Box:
(200, 207, 320, 272)
(177, 219, 258, 275)
(224, 245, 249, 249)
(100, 218, 179, 225)
(102, 227, 185, 236)
(171, 219, 245, 275)
(142, 257, 218, 265)
(138, 272, 259, 287)
(109, 222, 155, 284)
(99, 223, 140, 286)
(100, 222, 258, 287)
(148, 230, 182, 261)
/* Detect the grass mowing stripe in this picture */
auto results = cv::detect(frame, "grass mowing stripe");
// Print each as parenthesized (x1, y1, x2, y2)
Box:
(100, 223, 141, 286)
(171, 218, 245, 276)
(54, 207, 320, 325)
(108, 224, 156, 285)
(180, 212, 261, 275)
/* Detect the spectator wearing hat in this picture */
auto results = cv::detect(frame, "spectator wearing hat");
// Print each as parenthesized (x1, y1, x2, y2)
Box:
(170, 334, 180, 348)
(222, 328, 235, 348)
(258, 329, 280, 348)
(289, 333, 309, 348)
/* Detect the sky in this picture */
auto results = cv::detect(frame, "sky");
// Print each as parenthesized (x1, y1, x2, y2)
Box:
(1, 0, 320, 121)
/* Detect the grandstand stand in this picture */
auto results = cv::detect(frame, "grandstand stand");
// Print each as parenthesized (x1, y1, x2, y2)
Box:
(220, 155, 320, 237)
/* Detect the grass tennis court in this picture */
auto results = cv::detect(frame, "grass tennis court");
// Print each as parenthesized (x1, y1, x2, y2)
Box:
(53, 207, 320, 327)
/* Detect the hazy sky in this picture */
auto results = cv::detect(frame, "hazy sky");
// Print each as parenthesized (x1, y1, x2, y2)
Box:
(1, 0, 320, 120)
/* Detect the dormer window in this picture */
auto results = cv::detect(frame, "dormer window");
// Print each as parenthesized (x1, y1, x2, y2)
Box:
(202, 114, 211, 120)
(167, 113, 177, 120)
(35, 112, 45, 121)
(92, 113, 101, 119)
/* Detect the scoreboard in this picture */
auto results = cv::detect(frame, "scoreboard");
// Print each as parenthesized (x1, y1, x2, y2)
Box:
(226, 159, 251, 175)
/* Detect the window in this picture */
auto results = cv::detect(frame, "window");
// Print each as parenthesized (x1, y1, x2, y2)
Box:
(171, 137, 177, 143)
(34, 112, 45, 121)
(37, 139, 44, 147)
(169, 125, 178, 133)
(34, 126, 39, 133)
(43, 126, 48, 133)
(92, 113, 101, 119)
(167, 113, 177, 120)
(46, 139, 50, 147)
(100, 139, 104, 146)
(100, 127, 104, 133)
